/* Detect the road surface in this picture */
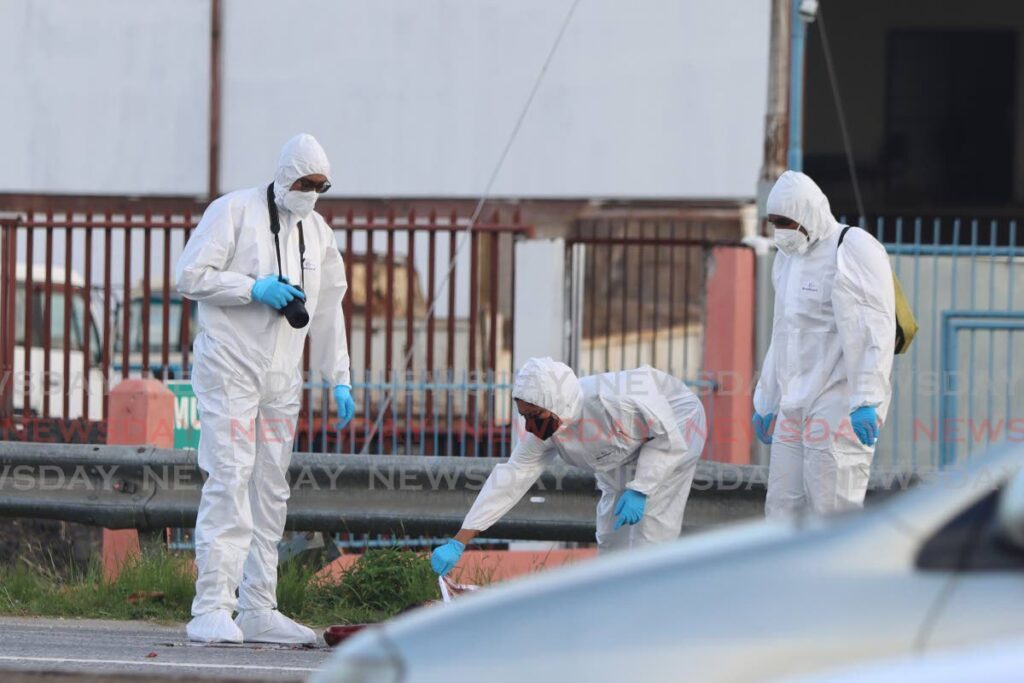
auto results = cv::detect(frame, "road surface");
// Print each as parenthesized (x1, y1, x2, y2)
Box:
(0, 616, 335, 681)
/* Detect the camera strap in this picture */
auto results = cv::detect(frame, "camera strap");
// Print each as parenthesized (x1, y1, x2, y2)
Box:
(266, 183, 306, 289)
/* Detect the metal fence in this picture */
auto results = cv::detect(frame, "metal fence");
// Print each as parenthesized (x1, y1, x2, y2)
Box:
(840, 216, 1024, 471)
(564, 214, 748, 462)
(297, 369, 515, 458)
(0, 204, 531, 458)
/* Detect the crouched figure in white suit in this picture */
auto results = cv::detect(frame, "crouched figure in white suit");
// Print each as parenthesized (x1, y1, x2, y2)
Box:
(430, 358, 707, 576)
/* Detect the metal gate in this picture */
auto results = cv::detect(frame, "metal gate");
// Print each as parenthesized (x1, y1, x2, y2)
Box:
(0, 203, 532, 457)
(939, 311, 1024, 468)
(564, 212, 750, 463)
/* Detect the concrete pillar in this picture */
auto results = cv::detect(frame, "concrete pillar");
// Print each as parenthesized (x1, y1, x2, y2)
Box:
(510, 238, 568, 551)
(513, 238, 566, 370)
(103, 378, 175, 580)
(702, 247, 756, 464)
(745, 236, 776, 465)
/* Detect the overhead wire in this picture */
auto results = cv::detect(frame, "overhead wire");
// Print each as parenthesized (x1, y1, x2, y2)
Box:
(356, 0, 583, 454)
(816, 5, 867, 223)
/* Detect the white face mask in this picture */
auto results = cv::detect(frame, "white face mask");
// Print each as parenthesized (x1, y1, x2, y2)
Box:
(774, 228, 810, 255)
(282, 190, 317, 219)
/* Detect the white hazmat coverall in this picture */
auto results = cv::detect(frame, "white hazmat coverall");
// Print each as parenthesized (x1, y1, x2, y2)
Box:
(463, 359, 707, 552)
(755, 171, 895, 518)
(175, 134, 350, 643)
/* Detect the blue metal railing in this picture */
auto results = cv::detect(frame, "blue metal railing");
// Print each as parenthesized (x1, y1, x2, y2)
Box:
(299, 369, 516, 458)
(298, 370, 719, 461)
(840, 216, 1024, 471)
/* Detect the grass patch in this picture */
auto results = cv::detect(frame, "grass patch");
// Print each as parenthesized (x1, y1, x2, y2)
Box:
(279, 547, 440, 625)
(0, 545, 442, 626)
(0, 550, 194, 622)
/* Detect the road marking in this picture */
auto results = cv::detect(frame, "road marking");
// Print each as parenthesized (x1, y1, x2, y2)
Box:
(0, 656, 319, 673)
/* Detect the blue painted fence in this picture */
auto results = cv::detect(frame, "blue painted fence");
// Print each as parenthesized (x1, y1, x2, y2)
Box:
(841, 217, 1024, 471)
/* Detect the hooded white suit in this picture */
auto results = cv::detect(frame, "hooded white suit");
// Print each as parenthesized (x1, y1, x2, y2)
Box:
(463, 359, 707, 551)
(756, 171, 895, 517)
(176, 134, 350, 640)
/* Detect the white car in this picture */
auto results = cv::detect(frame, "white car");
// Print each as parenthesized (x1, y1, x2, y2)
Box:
(781, 637, 1024, 683)
(312, 445, 1024, 683)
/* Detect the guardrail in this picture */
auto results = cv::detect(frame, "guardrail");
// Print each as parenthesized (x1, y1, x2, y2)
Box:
(0, 443, 912, 542)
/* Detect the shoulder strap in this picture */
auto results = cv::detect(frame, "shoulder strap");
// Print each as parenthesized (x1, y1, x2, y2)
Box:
(297, 220, 305, 290)
(267, 183, 283, 278)
(838, 225, 853, 248)
(266, 182, 306, 289)
(266, 183, 281, 235)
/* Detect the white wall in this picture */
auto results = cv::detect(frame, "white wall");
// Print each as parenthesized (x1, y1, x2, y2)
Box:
(221, 0, 770, 199)
(0, 0, 770, 200)
(0, 0, 210, 195)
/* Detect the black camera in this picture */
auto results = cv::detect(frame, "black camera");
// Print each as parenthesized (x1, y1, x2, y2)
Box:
(279, 279, 309, 329)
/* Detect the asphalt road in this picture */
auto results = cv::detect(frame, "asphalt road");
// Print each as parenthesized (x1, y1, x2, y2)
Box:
(0, 616, 334, 682)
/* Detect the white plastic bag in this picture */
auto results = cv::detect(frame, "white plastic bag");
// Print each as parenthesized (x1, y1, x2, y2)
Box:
(438, 575, 479, 604)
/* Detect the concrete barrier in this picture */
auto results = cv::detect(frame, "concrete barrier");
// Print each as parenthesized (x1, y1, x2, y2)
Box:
(103, 379, 175, 580)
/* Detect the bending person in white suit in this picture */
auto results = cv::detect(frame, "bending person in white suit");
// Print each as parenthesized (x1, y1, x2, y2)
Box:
(431, 358, 707, 576)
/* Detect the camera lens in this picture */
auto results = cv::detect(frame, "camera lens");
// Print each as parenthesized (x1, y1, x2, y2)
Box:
(280, 285, 310, 328)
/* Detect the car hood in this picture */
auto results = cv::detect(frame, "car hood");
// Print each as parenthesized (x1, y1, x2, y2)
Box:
(318, 445, 1024, 683)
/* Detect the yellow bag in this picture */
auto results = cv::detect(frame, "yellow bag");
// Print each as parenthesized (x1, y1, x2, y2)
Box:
(890, 272, 918, 354)
(839, 227, 918, 355)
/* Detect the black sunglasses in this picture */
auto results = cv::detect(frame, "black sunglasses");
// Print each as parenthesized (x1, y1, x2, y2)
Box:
(294, 177, 332, 193)
(769, 216, 798, 229)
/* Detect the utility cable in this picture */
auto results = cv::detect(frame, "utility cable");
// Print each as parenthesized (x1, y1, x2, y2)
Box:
(817, 5, 867, 223)
(356, 0, 583, 454)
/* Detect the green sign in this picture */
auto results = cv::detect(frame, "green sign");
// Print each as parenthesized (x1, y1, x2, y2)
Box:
(167, 380, 201, 449)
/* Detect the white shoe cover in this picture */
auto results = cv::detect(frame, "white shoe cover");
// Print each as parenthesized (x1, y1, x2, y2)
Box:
(187, 609, 244, 643)
(235, 609, 317, 645)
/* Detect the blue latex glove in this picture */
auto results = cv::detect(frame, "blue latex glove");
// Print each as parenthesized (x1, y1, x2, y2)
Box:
(850, 406, 879, 446)
(333, 385, 355, 429)
(431, 539, 465, 576)
(251, 276, 304, 310)
(752, 412, 774, 445)
(614, 489, 647, 529)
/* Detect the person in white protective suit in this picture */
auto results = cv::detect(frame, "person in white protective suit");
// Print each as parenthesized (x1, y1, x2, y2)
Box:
(430, 358, 707, 575)
(175, 133, 355, 644)
(753, 170, 895, 518)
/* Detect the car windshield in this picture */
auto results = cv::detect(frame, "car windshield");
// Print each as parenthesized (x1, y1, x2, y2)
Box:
(14, 284, 102, 364)
(126, 297, 194, 353)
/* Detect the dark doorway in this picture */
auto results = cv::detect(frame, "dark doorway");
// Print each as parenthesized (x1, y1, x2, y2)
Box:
(885, 30, 1016, 206)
